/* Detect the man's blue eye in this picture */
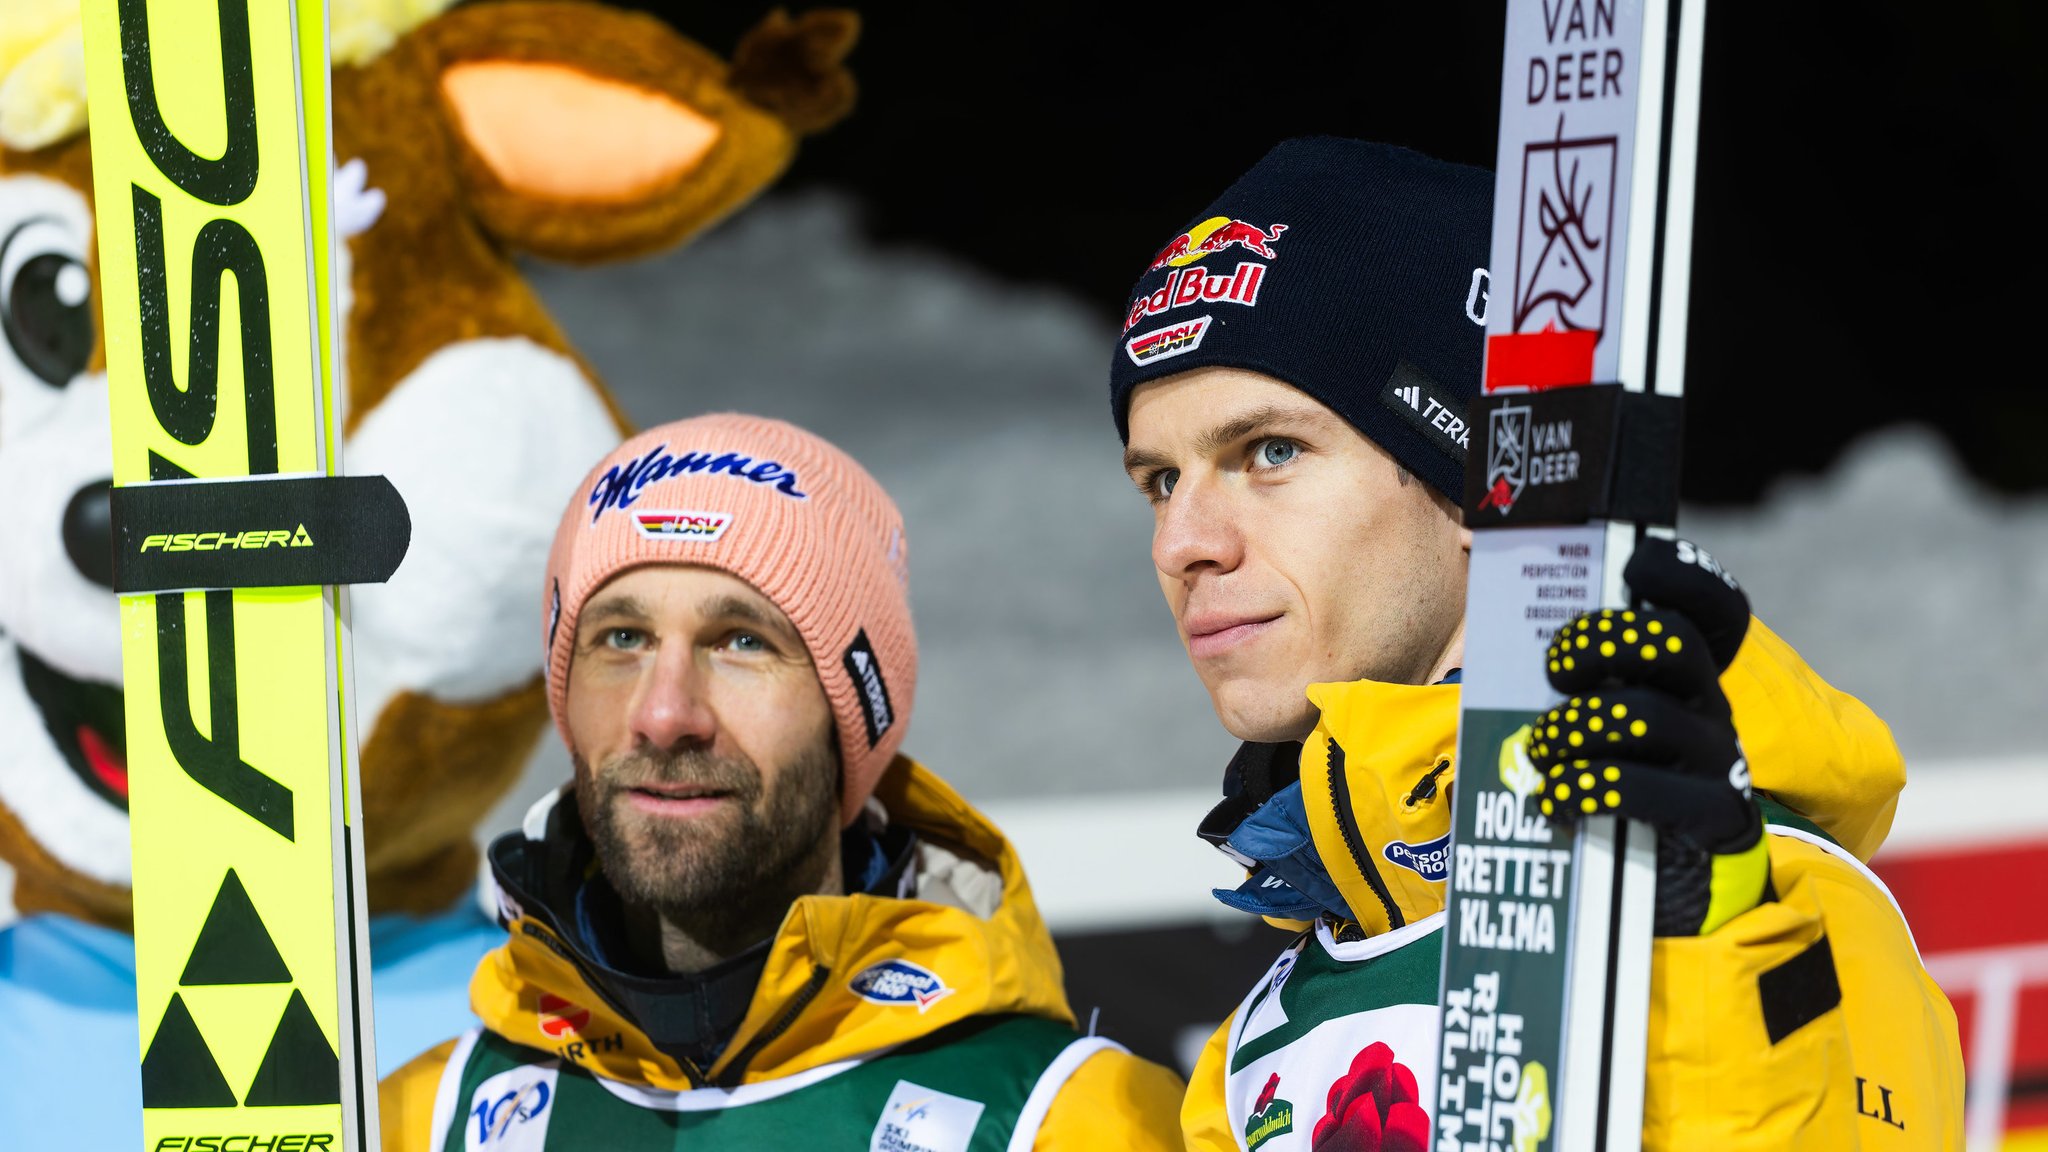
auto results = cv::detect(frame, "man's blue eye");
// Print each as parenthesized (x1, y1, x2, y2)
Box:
(1158, 470, 1179, 497)
(1258, 440, 1298, 468)
(731, 632, 764, 652)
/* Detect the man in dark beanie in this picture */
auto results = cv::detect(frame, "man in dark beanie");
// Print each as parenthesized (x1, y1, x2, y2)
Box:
(1111, 138, 1961, 1150)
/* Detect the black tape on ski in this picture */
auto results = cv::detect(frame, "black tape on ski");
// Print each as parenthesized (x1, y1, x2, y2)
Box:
(110, 475, 410, 592)
(1462, 386, 1682, 527)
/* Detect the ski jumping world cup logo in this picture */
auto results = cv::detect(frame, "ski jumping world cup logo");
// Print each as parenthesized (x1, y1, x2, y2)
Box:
(1480, 403, 1533, 514)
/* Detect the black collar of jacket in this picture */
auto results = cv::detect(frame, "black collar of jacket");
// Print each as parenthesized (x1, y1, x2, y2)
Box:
(1197, 740, 1304, 848)
(486, 790, 918, 1072)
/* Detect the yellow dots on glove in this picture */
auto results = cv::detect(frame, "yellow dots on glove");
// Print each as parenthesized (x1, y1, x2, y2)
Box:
(1611, 703, 1627, 719)
(1600, 640, 1616, 657)
(1630, 720, 1647, 737)
(1540, 752, 1625, 819)
(1588, 716, 1604, 732)
(1666, 636, 1683, 653)
(1622, 628, 1638, 644)
(1640, 645, 1658, 660)
(1646, 620, 1663, 636)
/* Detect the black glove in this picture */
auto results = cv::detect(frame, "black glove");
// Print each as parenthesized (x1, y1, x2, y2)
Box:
(1526, 538, 1769, 936)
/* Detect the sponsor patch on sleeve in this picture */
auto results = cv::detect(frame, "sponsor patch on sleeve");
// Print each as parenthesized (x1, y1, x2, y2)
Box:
(1378, 359, 1471, 463)
(849, 959, 954, 1013)
(1124, 314, 1212, 366)
(1382, 832, 1452, 882)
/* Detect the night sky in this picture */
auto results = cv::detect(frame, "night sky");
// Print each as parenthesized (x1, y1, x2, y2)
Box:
(622, 0, 2045, 502)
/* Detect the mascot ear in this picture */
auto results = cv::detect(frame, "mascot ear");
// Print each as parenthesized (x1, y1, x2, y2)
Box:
(728, 8, 860, 136)
(416, 2, 857, 264)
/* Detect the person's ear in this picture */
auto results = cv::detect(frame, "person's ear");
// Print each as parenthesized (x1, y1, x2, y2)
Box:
(416, 3, 856, 263)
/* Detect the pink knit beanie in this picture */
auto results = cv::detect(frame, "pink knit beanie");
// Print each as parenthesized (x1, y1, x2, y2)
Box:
(543, 414, 915, 826)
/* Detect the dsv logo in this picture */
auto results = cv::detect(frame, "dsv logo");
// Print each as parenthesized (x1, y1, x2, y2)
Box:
(110, 0, 295, 840)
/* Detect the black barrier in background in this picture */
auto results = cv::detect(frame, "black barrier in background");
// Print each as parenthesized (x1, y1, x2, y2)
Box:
(1057, 919, 1294, 1075)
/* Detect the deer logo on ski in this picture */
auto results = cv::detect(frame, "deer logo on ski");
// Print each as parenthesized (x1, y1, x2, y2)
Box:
(1512, 117, 1616, 338)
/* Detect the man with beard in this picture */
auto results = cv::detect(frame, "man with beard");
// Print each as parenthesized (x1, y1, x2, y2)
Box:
(1110, 139, 1962, 1148)
(380, 414, 1183, 1149)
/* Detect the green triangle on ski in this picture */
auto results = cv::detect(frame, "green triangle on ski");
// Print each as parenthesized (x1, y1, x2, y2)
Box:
(291, 524, 313, 547)
(141, 993, 237, 1109)
(243, 989, 341, 1107)
(180, 869, 292, 986)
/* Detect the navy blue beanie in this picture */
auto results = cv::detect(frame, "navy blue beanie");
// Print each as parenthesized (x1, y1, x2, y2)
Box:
(1108, 137, 1494, 503)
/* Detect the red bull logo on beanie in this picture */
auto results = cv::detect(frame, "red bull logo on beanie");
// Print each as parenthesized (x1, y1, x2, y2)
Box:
(1148, 216, 1289, 270)
(1123, 261, 1269, 332)
(1125, 315, 1212, 366)
(850, 959, 956, 1013)
(633, 509, 734, 542)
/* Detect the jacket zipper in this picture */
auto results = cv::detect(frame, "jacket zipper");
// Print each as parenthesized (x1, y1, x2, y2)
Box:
(1405, 757, 1453, 808)
(1326, 740, 1405, 931)
(713, 964, 832, 1089)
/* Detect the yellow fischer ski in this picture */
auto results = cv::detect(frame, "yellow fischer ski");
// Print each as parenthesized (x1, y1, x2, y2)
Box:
(81, 1, 407, 1148)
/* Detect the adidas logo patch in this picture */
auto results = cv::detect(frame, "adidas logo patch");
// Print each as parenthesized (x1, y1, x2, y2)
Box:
(842, 630, 895, 748)
(1378, 360, 1470, 463)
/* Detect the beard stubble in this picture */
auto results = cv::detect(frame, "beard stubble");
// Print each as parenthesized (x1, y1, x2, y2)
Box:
(574, 731, 841, 939)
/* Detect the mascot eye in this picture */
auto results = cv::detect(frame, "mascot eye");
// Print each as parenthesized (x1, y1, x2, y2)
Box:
(1, 217, 95, 388)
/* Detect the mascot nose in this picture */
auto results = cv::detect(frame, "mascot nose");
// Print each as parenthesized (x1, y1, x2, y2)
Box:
(63, 479, 116, 590)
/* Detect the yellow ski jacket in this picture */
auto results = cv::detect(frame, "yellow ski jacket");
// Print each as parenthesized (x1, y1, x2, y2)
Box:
(1183, 619, 1964, 1150)
(381, 758, 1184, 1150)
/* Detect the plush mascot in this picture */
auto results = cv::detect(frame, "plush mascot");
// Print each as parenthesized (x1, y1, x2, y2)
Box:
(0, 0, 855, 1144)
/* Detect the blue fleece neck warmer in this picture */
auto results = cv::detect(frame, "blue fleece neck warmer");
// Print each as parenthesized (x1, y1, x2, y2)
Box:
(1211, 780, 1356, 922)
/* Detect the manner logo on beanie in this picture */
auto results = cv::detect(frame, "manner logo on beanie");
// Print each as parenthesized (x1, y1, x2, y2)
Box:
(1108, 138, 1495, 504)
(587, 441, 808, 522)
(544, 415, 918, 828)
